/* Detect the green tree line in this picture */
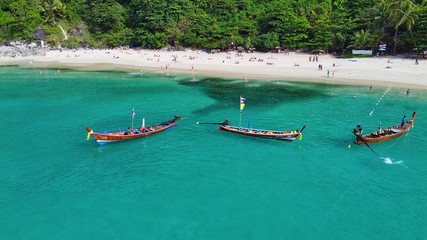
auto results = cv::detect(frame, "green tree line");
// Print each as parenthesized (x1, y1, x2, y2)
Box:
(0, 0, 426, 54)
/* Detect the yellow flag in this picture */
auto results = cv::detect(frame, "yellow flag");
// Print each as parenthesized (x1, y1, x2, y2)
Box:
(240, 96, 246, 111)
(87, 130, 93, 140)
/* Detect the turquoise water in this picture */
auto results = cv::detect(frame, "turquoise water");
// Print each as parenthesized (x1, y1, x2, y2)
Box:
(1, 66, 426, 239)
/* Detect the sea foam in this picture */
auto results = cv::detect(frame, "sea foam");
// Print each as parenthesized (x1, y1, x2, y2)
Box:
(381, 157, 407, 168)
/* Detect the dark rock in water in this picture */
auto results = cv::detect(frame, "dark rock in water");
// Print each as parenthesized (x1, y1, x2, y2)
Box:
(34, 27, 46, 40)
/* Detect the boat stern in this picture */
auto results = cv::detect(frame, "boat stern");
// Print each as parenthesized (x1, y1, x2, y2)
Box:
(86, 126, 94, 140)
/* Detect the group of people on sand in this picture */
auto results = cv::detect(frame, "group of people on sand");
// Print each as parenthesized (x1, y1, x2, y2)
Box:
(309, 56, 319, 62)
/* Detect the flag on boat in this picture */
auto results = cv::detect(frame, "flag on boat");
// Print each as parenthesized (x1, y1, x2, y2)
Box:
(240, 96, 246, 111)
(132, 107, 135, 118)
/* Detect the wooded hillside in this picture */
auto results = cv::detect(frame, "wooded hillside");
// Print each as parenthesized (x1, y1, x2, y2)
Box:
(0, 0, 426, 54)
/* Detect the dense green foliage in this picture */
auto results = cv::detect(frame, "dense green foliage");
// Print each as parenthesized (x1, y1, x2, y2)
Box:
(0, 0, 426, 54)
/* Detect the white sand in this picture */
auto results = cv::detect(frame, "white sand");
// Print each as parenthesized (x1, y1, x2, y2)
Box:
(1, 48, 426, 89)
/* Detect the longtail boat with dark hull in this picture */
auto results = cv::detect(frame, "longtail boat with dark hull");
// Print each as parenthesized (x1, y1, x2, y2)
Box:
(353, 112, 416, 145)
(218, 121, 305, 142)
(87, 115, 180, 145)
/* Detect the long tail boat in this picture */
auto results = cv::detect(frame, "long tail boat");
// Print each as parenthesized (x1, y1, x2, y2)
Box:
(86, 115, 180, 145)
(353, 112, 416, 145)
(218, 120, 305, 142)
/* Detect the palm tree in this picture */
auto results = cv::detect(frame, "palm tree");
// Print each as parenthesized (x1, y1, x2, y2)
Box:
(42, 0, 66, 24)
(348, 30, 372, 49)
(374, 0, 393, 28)
(391, 0, 418, 54)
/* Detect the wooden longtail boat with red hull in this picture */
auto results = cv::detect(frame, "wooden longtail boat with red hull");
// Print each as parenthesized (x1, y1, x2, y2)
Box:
(353, 112, 416, 145)
(204, 97, 305, 142)
(218, 120, 305, 142)
(87, 115, 180, 144)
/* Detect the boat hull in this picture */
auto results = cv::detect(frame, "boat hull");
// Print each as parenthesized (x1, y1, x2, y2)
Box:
(354, 112, 416, 145)
(87, 116, 179, 145)
(219, 125, 301, 142)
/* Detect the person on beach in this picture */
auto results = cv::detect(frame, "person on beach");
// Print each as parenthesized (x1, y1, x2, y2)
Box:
(406, 89, 411, 95)
(327, 70, 330, 77)
(332, 70, 335, 78)
(415, 59, 419, 65)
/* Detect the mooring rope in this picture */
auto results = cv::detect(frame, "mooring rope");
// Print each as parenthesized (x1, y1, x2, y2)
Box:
(369, 85, 391, 117)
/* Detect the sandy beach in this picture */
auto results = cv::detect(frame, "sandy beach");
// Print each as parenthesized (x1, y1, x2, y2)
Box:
(1, 48, 426, 89)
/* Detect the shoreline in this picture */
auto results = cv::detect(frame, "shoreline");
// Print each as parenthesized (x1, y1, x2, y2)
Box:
(1, 49, 426, 90)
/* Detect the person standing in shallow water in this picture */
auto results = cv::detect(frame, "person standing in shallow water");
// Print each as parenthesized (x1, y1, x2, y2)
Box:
(407, 89, 411, 96)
